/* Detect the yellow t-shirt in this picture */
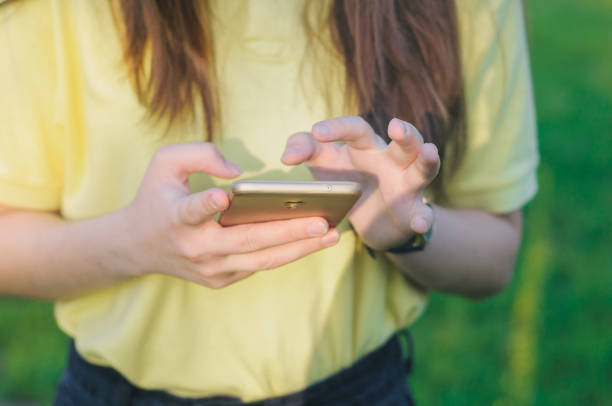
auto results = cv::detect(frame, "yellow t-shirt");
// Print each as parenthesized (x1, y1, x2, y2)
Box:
(0, 0, 538, 401)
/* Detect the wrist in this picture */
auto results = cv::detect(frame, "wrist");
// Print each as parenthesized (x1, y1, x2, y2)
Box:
(92, 206, 146, 279)
(387, 224, 433, 254)
(364, 203, 434, 258)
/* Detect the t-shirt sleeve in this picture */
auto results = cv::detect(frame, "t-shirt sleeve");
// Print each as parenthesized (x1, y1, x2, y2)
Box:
(444, 0, 539, 213)
(0, 0, 63, 211)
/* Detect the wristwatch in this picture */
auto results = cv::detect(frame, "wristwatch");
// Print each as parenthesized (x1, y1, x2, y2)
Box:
(364, 203, 434, 259)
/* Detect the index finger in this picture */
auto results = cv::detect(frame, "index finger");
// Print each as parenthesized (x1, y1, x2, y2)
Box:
(312, 116, 386, 150)
(281, 132, 323, 165)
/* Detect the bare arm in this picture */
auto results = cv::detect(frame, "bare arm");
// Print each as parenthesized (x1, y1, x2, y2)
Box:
(0, 143, 339, 301)
(386, 207, 522, 299)
(0, 206, 136, 300)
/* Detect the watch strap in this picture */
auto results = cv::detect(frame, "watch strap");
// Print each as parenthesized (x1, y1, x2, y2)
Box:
(364, 203, 434, 259)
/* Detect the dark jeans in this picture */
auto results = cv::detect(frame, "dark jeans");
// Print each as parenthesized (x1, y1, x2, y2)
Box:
(54, 331, 415, 406)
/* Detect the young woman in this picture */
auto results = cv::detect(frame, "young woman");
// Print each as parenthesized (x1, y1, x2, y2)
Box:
(0, 0, 538, 404)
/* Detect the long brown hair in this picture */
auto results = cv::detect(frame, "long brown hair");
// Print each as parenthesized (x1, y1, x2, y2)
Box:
(118, 0, 465, 200)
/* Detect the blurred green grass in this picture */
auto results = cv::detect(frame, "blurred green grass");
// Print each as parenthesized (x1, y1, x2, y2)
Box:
(1, 0, 611, 404)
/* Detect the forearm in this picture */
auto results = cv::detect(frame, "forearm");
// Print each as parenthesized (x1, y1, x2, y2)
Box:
(386, 206, 522, 299)
(0, 208, 137, 301)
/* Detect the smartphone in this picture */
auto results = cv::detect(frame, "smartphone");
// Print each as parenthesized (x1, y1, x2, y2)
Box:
(218, 180, 362, 227)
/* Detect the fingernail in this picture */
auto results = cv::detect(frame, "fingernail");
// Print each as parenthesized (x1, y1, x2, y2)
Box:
(282, 145, 300, 160)
(308, 221, 328, 236)
(313, 123, 331, 138)
(322, 229, 340, 246)
(210, 195, 223, 211)
(225, 160, 242, 175)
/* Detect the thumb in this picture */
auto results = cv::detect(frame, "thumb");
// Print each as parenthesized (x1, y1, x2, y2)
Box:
(151, 142, 242, 183)
(176, 188, 229, 225)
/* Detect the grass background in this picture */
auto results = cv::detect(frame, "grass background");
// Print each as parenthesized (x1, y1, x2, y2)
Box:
(1, 0, 611, 404)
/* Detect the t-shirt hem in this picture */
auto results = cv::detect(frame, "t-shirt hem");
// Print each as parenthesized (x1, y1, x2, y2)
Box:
(53, 304, 74, 338)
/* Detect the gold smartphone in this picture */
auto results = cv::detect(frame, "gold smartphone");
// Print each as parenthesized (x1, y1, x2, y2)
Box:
(218, 180, 362, 227)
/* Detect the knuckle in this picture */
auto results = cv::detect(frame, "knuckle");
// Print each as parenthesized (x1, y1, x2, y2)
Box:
(433, 161, 441, 176)
(353, 115, 369, 131)
(254, 254, 276, 271)
(198, 263, 219, 278)
(293, 225, 307, 241)
(200, 141, 215, 153)
(204, 278, 227, 290)
(422, 143, 439, 161)
(152, 145, 172, 165)
(290, 132, 307, 142)
(286, 221, 305, 241)
(180, 199, 197, 224)
(424, 157, 441, 180)
(298, 132, 315, 147)
(176, 238, 202, 263)
(201, 142, 221, 160)
(241, 224, 258, 252)
(353, 115, 366, 125)
(428, 142, 439, 156)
